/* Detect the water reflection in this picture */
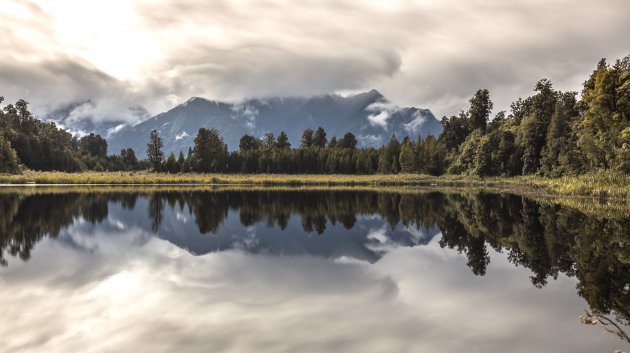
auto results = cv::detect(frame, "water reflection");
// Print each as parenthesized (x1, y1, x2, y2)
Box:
(0, 188, 628, 352)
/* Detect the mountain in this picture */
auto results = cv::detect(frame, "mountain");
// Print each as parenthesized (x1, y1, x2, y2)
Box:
(106, 90, 443, 157)
(43, 100, 126, 138)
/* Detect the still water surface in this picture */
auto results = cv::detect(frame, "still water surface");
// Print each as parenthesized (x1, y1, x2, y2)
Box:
(0, 188, 628, 352)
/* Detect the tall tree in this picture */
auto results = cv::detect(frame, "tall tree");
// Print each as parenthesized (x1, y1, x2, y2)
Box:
(177, 151, 186, 172)
(262, 133, 276, 150)
(146, 129, 164, 172)
(120, 148, 138, 171)
(399, 137, 415, 173)
(239, 134, 260, 151)
(276, 131, 291, 149)
(339, 132, 357, 149)
(79, 133, 108, 158)
(301, 128, 314, 148)
(468, 89, 493, 131)
(193, 128, 227, 172)
(313, 127, 327, 148)
(165, 152, 178, 173)
(327, 136, 338, 149)
(0, 134, 18, 173)
(520, 79, 558, 174)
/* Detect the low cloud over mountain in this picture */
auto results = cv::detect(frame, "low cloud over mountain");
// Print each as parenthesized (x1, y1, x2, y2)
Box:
(107, 90, 443, 157)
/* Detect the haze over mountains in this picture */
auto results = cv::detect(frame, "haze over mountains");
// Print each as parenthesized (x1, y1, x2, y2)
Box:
(95, 89, 442, 158)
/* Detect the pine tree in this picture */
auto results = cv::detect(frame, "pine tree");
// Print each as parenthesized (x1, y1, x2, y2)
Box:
(193, 128, 227, 172)
(313, 127, 327, 148)
(239, 134, 260, 151)
(301, 129, 314, 148)
(339, 132, 357, 149)
(177, 151, 186, 172)
(276, 131, 291, 149)
(165, 152, 178, 173)
(262, 133, 276, 150)
(327, 136, 338, 149)
(399, 137, 415, 173)
(146, 129, 164, 172)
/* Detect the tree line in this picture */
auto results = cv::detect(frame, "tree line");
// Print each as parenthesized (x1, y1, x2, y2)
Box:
(1, 54, 628, 176)
(0, 97, 145, 173)
(145, 123, 447, 175)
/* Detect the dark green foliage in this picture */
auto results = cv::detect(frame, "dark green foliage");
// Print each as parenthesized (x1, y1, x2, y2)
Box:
(338, 132, 357, 149)
(1, 98, 83, 172)
(262, 133, 276, 150)
(239, 134, 260, 151)
(378, 135, 401, 174)
(79, 133, 107, 158)
(146, 129, 164, 172)
(0, 134, 18, 173)
(327, 136, 338, 149)
(300, 128, 314, 148)
(192, 128, 227, 173)
(519, 79, 558, 174)
(313, 127, 327, 148)
(276, 131, 291, 149)
(177, 151, 186, 172)
(164, 152, 178, 173)
(399, 137, 415, 173)
(468, 89, 493, 131)
(439, 55, 629, 178)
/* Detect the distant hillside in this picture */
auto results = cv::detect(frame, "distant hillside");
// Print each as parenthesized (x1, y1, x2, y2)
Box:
(107, 90, 443, 157)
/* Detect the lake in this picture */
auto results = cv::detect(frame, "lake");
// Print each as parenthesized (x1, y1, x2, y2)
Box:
(1, 187, 628, 353)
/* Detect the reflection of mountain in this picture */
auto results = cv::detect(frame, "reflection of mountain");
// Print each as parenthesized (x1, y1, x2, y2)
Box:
(1, 189, 628, 326)
(152, 206, 441, 263)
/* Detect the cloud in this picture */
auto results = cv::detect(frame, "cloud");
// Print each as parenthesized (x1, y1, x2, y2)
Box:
(403, 111, 429, 135)
(106, 123, 128, 137)
(0, 228, 618, 353)
(174, 131, 190, 141)
(1, 0, 628, 126)
(231, 104, 259, 129)
(366, 101, 399, 129)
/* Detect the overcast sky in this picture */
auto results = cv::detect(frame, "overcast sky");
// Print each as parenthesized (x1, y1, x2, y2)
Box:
(1, 0, 628, 124)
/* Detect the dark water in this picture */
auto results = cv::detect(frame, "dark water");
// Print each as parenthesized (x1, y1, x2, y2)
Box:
(1, 187, 628, 353)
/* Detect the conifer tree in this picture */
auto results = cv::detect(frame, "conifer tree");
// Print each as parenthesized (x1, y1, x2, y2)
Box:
(147, 129, 164, 172)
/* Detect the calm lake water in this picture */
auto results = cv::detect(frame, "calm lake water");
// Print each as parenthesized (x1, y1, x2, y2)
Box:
(1, 187, 628, 353)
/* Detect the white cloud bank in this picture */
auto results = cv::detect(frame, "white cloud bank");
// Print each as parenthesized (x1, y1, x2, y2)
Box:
(0, 0, 628, 125)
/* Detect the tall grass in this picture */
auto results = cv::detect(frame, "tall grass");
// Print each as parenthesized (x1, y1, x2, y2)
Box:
(1, 171, 629, 199)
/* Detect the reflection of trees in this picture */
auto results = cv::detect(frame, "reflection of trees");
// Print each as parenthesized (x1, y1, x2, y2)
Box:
(435, 192, 630, 326)
(148, 193, 164, 232)
(1, 188, 628, 328)
(0, 193, 111, 265)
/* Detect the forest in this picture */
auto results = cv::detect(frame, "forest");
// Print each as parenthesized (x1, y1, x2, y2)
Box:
(1, 55, 628, 177)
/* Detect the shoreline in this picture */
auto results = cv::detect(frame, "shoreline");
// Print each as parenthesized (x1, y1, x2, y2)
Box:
(0, 171, 629, 200)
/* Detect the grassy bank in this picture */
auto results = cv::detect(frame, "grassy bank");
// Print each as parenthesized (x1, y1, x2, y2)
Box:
(1, 170, 629, 199)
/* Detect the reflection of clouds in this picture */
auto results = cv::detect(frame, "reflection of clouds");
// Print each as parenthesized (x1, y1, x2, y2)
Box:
(0, 233, 620, 353)
(402, 225, 437, 245)
(175, 212, 189, 224)
(230, 226, 260, 252)
(366, 225, 398, 253)
(108, 217, 126, 230)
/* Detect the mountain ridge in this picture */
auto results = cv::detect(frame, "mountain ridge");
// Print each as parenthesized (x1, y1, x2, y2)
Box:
(105, 90, 443, 157)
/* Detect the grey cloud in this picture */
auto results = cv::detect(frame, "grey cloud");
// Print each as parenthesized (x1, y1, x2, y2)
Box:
(1, 0, 629, 126)
(0, 232, 620, 353)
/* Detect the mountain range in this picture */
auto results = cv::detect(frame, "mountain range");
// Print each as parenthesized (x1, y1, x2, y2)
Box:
(51, 90, 443, 158)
